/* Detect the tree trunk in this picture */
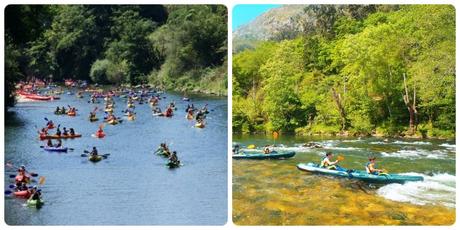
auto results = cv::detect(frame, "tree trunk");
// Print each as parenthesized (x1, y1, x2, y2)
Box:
(402, 73, 417, 135)
(331, 87, 347, 131)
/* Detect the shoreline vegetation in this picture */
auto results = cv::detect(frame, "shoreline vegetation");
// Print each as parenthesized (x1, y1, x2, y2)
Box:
(5, 5, 228, 110)
(232, 5, 455, 139)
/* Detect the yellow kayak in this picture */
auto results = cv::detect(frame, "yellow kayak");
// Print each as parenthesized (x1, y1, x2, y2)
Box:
(128, 115, 135, 121)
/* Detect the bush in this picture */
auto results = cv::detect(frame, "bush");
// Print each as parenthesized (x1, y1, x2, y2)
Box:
(90, 59, 111, 84)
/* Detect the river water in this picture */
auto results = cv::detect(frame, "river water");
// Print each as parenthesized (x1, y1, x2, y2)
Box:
(233, 135, 455, 225)
(4, 91, 227, 225)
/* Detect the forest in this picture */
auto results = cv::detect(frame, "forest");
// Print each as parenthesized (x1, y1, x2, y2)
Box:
(5, 5, 228, 108)
(233, 5, 455, 138)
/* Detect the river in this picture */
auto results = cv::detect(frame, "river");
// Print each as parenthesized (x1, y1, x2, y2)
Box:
(4, 90, 227, 225)
(233, 135, 455, 225)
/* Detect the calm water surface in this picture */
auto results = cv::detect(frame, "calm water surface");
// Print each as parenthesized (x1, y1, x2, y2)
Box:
(5, 91, 227, 225)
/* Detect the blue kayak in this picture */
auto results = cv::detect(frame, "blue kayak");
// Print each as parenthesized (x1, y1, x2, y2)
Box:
(233, 151, 295, 159)
(44, 146, 68, 152)
(297, 162, 424, 184)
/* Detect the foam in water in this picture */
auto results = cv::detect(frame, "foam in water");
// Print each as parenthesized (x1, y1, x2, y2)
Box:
(380, 149, 448, 159)
(440, 143, 456, 151)
(393, 141, 432, 145)
(377, 173, 456, 208)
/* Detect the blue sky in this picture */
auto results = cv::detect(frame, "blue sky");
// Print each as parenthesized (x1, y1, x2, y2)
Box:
(232, 4, 281, 31)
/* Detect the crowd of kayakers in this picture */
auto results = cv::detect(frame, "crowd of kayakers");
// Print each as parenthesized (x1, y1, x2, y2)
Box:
(8, 83, 214, 208)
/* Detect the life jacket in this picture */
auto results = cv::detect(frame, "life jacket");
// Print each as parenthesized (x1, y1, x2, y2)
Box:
(365, 162, 377, 174)
(320, 157, 330, 168)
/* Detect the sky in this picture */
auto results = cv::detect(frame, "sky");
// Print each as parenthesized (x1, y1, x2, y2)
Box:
(232, 4, 281, 31)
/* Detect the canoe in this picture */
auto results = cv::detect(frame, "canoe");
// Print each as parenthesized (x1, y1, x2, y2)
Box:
(27, 198, 44, 207)
(195, 122, 205, 128)
(89, 155, 102, 162)
(44, 146, 68, 152)
(296, 162, 424, 184)
(40, 134, 82, 140)
(14, 190, 31, 198)
(233, 151, 296, 159)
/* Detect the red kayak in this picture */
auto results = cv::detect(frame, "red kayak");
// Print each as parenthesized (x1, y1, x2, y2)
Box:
(14, 190, 31, 198)
(39, 134, 82, 140)
(18, 91, 59, 101)
(67, 111, 76, 116)
(93, 132, 105, 138)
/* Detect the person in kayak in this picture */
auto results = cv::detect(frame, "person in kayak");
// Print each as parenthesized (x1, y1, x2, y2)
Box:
(196, 110, 205, 121)
(232, 144, 240, 154)
(365, 156, 384, 175)
(15, 168, 30, 186)
(96, 127, 104, 136)
(89, 111, 97, 120)
(28, 186, 41, 201)
(46, 120, 54, 128)
(69, 128, 75, 136)
(165, 106, 173, 117)
(62, 127, 69, 136)
(90, 146, 98, 156)
(55, 106, 61, 114)
(46, 139, 53, 147)
(263, 145, 272, 154)
(169, 151, 179, 163)
(55, 139, 62, 148)
(61, 106, 67, 113)
(320, 152, 339, 170)
(40, 128, 48, 136)
(16, 181, 28, 191)
(55, 127, 61, 136)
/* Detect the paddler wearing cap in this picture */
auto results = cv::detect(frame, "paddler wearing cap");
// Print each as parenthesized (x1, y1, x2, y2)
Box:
(365, 156, 384, 175)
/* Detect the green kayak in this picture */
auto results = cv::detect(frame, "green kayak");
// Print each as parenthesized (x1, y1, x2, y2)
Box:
(232, 150, 295, 159)
(297, 162, 424, 184)
(89, 155, 102, 162)
(27, 198, 44, 207)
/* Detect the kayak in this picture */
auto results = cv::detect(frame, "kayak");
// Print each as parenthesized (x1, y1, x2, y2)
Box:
(14, 190, 31, 198)
(92, 132, 105, 138)
(44, 146, 68, 152)
(166, 161, 180, 168)
(27, 198, 44, 207)
(105, 108, 113, 113)
(127, 115, 135, 121)
(67, 111, 76, 116)
(127, 103, 135, 108)
(153, 113, 164, 117)
(54, 111, 66, 115)
(186, 114, 194, 120)
(89, 155, 102, 162)
(40, 134, 82, 140)
(195, 122, 205, 128)
(108, 119, 119, 125)
(89, 117, 99, 122)
(182, 97, 190, 101)
(296, 162, 424, 184)
(233, 151, 296, 159)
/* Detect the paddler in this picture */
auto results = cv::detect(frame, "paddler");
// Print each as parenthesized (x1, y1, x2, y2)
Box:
(55, 126, 61, 136)
(61, 106, 67, 113)
(16, 181, 28, 192)
(96, 127, 104, 136)
(28, 186, 42, 202)
(62, 127, 69, 136)
(15, 168, 30, 186)
(365, 156, 384, 174)
(263, 145, 272, 154)
(46, 120, 54, 128)
(55, 106, 61, 114)
(169, 151, 179, 163)
(69, 128, 76, 136)
(46, 139, 53, 147)
(90, 146, 98, 156)
(55, 139, 62, 148)
(320, 152, 339, 170)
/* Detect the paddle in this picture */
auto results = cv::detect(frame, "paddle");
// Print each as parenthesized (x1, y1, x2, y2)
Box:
(39, 146, 74, 151)
(6, 163, 39, 177)
(81, 150, 110, 159)
(337, 155, 345, 162)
